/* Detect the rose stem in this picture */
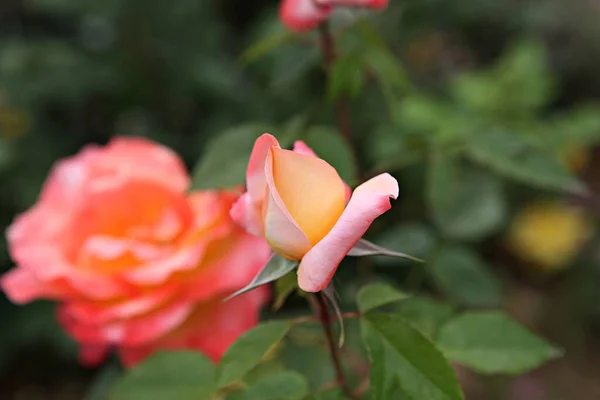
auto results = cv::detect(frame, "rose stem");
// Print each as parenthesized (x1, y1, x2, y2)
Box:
(317, 21, 360, 173)
(315, 293, 358, 399)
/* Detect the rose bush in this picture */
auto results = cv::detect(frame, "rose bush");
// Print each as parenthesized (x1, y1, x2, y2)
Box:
(231, 133, 398, 292)
(1, 137, 271, 367)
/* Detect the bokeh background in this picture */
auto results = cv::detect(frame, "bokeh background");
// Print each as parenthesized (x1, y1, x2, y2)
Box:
(2, 0, 600, 399)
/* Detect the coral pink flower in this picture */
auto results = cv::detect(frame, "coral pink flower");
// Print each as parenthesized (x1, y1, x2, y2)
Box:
(1, 137, 271, 367)
(280, 0, 389, 32)
(231, 134, 398, 292)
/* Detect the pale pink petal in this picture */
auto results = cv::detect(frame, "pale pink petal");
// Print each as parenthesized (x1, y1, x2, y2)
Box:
(1, 269, 54, 303)
(297, 173, 399, 292)
(263, 150, 312, 259)
(230, 192, 263, 236)
(292, 140, 318, 157)
(39, 146, 100, 206)
(280, 0, 333, 32)
(246, 134, 280, 202)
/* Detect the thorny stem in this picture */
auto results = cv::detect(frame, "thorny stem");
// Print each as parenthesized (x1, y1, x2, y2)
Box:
(317, 21, 360, 172)
(315, 293, 358, 400)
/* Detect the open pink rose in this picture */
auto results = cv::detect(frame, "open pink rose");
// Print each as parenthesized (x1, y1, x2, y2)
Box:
(1, 137, 271, 367)
(280, 0, 389, 32)
(231, 133, 398, 292)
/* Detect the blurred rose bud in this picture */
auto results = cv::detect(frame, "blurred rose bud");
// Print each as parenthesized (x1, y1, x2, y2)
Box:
(231, 133, 398, 292)
(280, 0, 388, 32)
(506, 201, 593, 271)
(1, 137, 271, 367)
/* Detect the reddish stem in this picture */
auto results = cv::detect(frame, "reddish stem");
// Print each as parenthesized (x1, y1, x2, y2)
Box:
(316, 293, 358, 399)
(317, 22, 359, 172)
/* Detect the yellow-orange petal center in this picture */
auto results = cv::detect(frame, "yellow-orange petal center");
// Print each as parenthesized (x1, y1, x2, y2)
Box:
(271, 148, 346, 245)
(70, 181, 193, 274)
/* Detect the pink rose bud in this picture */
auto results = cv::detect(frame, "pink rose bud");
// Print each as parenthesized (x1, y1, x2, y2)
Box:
(231, 134, 398, 292)
(1, 137, 271, 367)
(280, 0, 389, 32)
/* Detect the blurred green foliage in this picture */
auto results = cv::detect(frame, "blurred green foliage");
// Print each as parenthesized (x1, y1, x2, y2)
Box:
(2, 0, 600, 399)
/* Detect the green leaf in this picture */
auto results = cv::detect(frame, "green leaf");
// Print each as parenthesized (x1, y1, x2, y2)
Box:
(466, 130, 584, 193)
(372, 223, 437, 266)
(347, 239, 423, 262)
(546, 105, 600, 148)
(361, 321, 391, 400)
(242, 360, 287, 386)
(225, 255, 298, 301)
(437, 312, 563, 375)
(273, 272, 298, 311)
(279, 336, 335, 390)
(398, 297, 456, 340)
(311, 387, 348, 400)
(363, 314, 464, 400)
(217, 321, 293, 388)
(230, 371, 309, 400)
(302, 126, 357, 184)
(429, 246, 502, 307)
(190, 123, 275, 190)
(428, 152, 507, 240)
(357, 283, 410, 313)
(327, 53, 365, 100)
(242, 30, 294, 64)
(451, 40, 553, 117)
(395, 96, 471, 142)
(110, 352, 216, 400)
(364, 47, 407, 94)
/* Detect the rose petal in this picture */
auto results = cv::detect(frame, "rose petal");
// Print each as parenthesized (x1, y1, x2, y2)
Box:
(79, 345, 110, 367)
(8, 238, 132, 300)
(292, 140, 318, 157)
(263, 150, 312, 259)
(247, 134, 280, 202)
(62, 285, 175, 325)
(183, 233, 272, 301)
(292, 140, 352, 203)
(59, 300, 195, 347)
(280, 0, 333, 32)
(0, 268, 62, 303)
(271, 148, 346, 245)
(120, 244, 207, 286)
(117, 287, 270, 367)
(101, 137, 190, 193)
(230, 192, 263, 236)
(297, 173, 399, 292)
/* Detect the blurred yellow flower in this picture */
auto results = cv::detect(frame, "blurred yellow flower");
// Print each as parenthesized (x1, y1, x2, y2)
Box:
(507, 202, 593, 271)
